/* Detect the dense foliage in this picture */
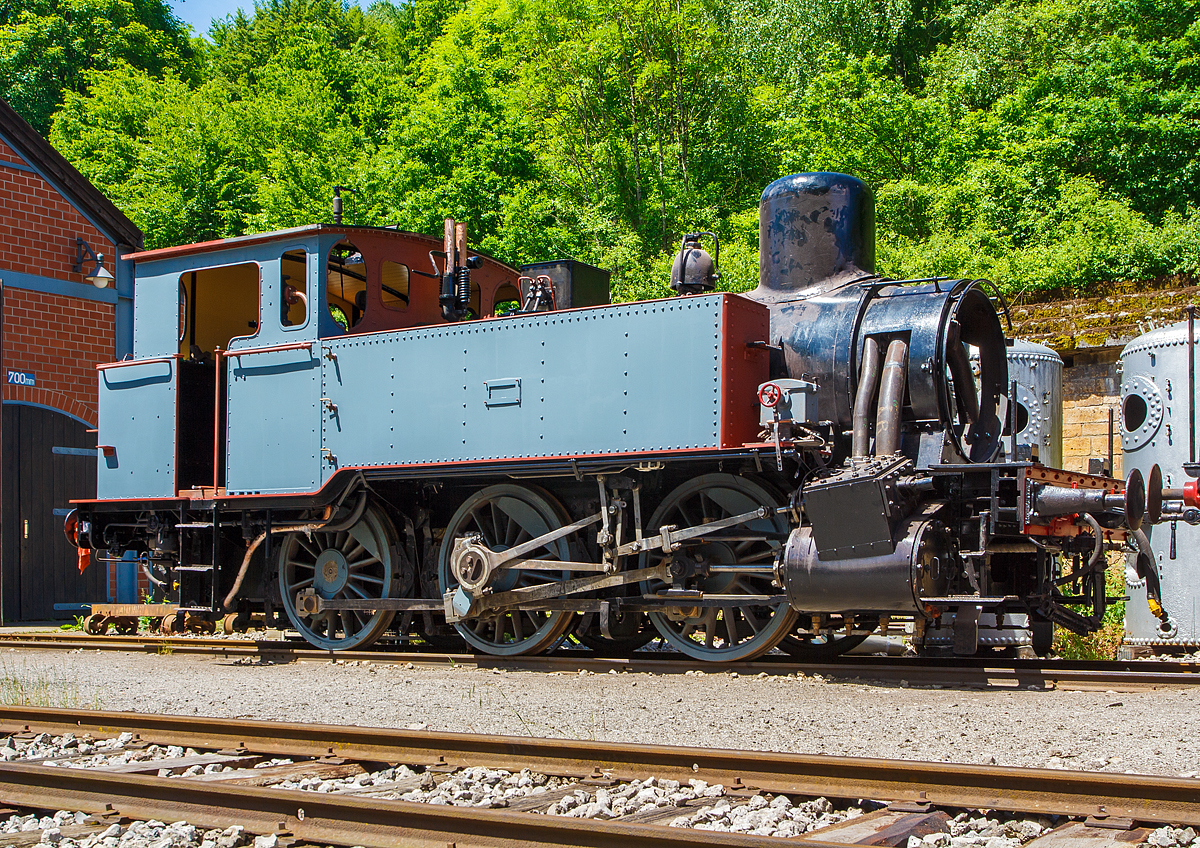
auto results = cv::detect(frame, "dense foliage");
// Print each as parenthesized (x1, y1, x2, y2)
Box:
(4, 0, 1200, 297)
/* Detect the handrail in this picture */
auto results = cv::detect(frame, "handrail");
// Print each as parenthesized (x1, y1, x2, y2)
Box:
(226, 341, 314, 358)
(96, 355, 181, 372)
(213, 349, 222, 491)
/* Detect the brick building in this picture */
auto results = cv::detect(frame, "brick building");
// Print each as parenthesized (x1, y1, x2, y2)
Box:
(0, 97, 142, 621)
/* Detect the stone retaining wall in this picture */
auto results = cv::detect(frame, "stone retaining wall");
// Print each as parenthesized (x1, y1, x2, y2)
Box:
(1060, 349, 1122, 476)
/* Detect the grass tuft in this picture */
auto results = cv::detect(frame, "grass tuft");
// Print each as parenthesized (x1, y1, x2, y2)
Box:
(0, 659, 101, 709)
(1053, 556, 1126, 660)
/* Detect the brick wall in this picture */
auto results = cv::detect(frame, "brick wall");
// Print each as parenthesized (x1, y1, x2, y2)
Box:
(0, 141, 115, 282)
(0, 138, 117, 425)
(1061, 349, 1122, 476)
(2, 287, 113, 424)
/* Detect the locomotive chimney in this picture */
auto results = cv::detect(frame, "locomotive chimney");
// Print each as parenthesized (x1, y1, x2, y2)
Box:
(754, 172, 876, 302)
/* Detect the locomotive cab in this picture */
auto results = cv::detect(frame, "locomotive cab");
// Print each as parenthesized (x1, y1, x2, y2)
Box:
(97, 225, 527, 504)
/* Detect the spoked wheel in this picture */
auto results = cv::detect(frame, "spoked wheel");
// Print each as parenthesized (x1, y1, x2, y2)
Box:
(278, 502, 401, 651)
(641, 474, 798, 662)
(438, 484, 576, 657)
(83, 614, 110, 635)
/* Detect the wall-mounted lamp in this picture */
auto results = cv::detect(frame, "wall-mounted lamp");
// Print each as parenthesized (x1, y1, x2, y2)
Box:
(73, 238, 114, 288)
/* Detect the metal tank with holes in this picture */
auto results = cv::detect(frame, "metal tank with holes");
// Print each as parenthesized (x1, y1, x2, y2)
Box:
(924, 339, 1063, 653)
(968, 338, 1063, 466)
(1120, 321, 1199, 649)
(1003, 339, 1064, 468)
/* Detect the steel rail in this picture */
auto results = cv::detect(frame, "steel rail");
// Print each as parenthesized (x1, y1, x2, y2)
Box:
(0, 707, 1198, 826)
(0, 760, 826, 848)
(1, 632, 1199, 690)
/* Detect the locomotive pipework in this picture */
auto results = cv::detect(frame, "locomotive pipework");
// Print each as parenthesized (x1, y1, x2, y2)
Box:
(64, 172, 1184, 659)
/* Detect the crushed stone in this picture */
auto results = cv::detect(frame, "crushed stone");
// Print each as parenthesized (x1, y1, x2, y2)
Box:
(5, 649, 1200, 777)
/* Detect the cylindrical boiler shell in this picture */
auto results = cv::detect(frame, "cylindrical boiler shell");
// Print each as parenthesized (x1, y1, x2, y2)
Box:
(973, 339, 1063, 468)
(1119, 321, 1199, 647)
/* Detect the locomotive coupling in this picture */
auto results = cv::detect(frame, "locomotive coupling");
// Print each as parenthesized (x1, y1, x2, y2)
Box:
(1030, 468, 1149, 530)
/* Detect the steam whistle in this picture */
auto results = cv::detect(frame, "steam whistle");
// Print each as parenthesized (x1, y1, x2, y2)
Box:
(439, 218, 483, 321)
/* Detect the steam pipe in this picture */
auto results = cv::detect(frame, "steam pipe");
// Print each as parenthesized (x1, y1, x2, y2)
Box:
(874, 339, 908, 456)
(945, 322, 979, 425)
(1076, 513, 1104, 571)
(1189, 305, 1197, 467)
(1131, 526, 1168, 622)
(439, 219, 457, 320)
(852, 336, 882, 457)
(141, 557, 166, 591)
(222, 489, 368, 611)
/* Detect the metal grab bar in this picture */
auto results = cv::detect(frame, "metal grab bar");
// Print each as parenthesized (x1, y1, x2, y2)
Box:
(226, 341, 314, 358)
(212, 349, 222, 491)
(96, 354, 181, 371)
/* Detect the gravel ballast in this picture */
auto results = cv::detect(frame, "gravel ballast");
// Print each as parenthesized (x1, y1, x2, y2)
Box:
(3, 648, 1200, 777)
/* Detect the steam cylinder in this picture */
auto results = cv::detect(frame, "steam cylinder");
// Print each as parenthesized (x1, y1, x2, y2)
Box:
(1120, 322, 1199, 648)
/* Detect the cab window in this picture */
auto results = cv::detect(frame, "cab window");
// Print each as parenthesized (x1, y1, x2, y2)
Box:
(381, 260, 409, 311)
(326, 241, 366, 330)
(281, 249, 307, 328)
(492, 283, 521, 316)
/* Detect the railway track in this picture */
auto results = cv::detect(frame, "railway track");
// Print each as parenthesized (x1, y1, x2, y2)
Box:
(2, 631, 1199, 691)
(0, 706, 1196, 847)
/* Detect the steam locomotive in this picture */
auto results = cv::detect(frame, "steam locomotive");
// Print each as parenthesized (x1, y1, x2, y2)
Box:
(67, 172, 1184, 660)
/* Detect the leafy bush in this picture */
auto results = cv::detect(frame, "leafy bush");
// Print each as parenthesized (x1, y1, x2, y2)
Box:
(1053, 556, 1127, 660)
(6, 0, 1198, 297)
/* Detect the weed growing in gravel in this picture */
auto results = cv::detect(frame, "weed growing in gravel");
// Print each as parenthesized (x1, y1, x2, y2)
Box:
(0, 659, 101, 709)
(494, 685, 535, 737)
(58, 615, 84, 632)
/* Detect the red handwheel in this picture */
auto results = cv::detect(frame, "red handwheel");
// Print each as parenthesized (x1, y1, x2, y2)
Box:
(758, 383, 782, 408)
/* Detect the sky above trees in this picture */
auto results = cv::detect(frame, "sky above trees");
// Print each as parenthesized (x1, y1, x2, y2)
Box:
(167, 0, 371, 34)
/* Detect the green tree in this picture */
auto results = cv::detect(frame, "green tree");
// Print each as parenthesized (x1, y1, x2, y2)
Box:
(51, 67, 257, 246)
(0, 0, 195, 133)
(515, 0, 777, 291)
